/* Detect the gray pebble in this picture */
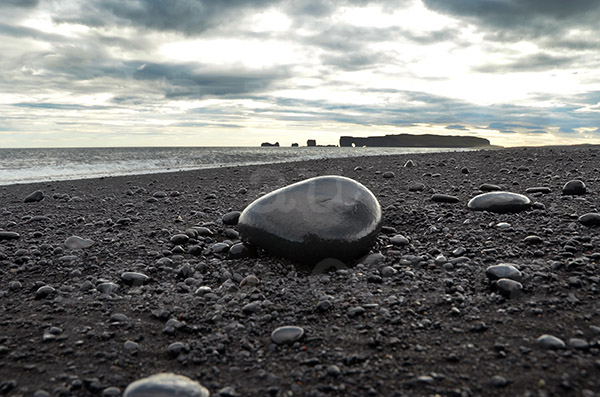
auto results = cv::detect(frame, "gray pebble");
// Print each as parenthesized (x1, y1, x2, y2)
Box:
(271, 326, 304, 345)
(537, 334, 565, 349)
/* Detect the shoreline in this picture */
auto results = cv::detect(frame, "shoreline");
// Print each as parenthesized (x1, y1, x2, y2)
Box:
(0, 146, 487, 188)
(1, 145, 599, 396)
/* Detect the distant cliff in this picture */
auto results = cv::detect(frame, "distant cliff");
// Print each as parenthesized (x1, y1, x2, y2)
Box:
(339, 134, 490, 148)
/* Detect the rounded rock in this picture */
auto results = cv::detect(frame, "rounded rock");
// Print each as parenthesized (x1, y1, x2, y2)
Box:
(495, 278, 523, 298)
(479, 183, 502, 192)
(64, 236, 95, 250)
(390, 235, 409, 246)
(562, 180, 586, 195)
(486, 264, 522, 282)
(238, 176, 382, 264)
(431, 194, 459, 204)
(228, 243, 250, 259)
(123, 373, 209, 397)
(578, 213, 600, 227)
(170, 234, 190, 245)
(121, 272, 149, 286)
(24, 190, 44, 203)
(271, 326, 304, 345)
(35, 285, 55, 299)
(382, 171, 395, 179)
(97, 282, 119, 294)
(537, 334, 565, 349)
(467, 191, 531, 213)
(222, 211, 241, 226)
(0, 231, 20, 241)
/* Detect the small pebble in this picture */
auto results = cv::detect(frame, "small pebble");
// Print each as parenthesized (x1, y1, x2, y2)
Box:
(271, 326, 304, 345)
(537, 334, 565, 349)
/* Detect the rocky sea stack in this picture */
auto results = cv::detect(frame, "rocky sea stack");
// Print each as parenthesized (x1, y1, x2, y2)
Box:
(238, 175, 382, 265)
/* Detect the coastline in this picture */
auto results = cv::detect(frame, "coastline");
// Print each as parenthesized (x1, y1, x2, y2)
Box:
(1, 145, 599, 396)
(0, 146, 484, 187)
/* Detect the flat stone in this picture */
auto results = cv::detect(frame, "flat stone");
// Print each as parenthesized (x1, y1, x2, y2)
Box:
(271, 326, 304, 345)
(64, 236, 95, 249)
(526, 187, 551, 194)
(486, 264, 522, 281)
(467, 191, 531, 213)
(121, 272, 149, 286)
(24, 190, 44, 203)
(0, 231, 20, 241)
(578, 213, 600, 227)
(479, 184, 502, 192)
(431, 194, 459, 203)
(382, 171, 395, 179)
(495, 278, 523, 298)
(123, 373, 209, 397)
(238, 176, 382, 264)
(408, 183, 425, 192)
(537, 334, 565, 349)
(562, 180, 586, 195)
(523, 235, 543, 244)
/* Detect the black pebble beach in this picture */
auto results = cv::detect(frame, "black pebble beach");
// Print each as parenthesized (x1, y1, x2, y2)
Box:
(1, 145, 600, 396)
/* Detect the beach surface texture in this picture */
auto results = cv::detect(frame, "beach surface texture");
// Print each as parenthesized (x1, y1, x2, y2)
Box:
(1, 146, 599, 396)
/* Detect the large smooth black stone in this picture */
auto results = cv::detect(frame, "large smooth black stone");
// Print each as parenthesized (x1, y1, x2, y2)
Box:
(467, 191, 531, 213)
(238, 176, 382, 264)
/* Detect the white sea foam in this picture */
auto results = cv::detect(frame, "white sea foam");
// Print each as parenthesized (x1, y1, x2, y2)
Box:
(0, 146, 474, 186)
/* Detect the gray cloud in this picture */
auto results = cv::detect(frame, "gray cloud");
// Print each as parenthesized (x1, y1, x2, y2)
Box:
(0, 0, 39, 8)
(475, 52, 578, 73)
(446, 124, 468, 130)
(53, 0, 280, 34)
(132, 62, 289, 98)
(0, 23, 63, 41)
(423, 0, 600, 42)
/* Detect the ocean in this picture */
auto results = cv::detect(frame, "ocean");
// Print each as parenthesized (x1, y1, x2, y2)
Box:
(0, 146, 473, 186)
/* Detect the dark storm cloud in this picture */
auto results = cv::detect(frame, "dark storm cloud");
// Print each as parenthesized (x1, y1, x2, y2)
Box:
(132, 62, 289, 98)
(0, 0, 39, 8)
(53, 0, 280, 34)
(422, 0, 600, 41)
(475, 53, 578, 73)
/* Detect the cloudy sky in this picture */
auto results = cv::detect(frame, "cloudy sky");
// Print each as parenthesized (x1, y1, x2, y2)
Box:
(1, 0, 600, 148)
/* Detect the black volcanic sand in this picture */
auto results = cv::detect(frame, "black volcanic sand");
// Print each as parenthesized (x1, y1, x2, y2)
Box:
(1, 146, 600, 396)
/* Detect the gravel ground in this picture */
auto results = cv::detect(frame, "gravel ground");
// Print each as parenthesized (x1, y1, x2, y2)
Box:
(1, 145, 600, 397)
